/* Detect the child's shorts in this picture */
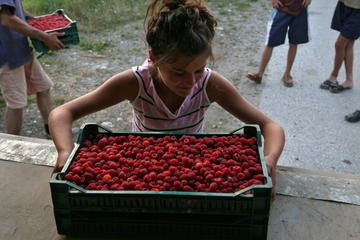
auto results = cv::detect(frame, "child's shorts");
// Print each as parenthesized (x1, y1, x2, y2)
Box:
(0, 53, 53, 109)
(331, 1, 360, 40)
(265, 8, 310, 47)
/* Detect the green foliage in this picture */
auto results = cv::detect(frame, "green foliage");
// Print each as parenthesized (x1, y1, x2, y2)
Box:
(79, 36, 109, 53)
(207, 0, 254, 12)
(23, 0, 147, 33)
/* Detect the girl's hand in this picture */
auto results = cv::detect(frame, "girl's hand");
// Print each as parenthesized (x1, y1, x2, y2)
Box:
(265, 155, 277, 201)
(303, 0, 312, 7)
(51, 150, 72, 176)
(271, 0, 283, 8)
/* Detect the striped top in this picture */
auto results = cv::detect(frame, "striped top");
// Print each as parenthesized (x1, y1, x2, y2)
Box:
(131, 59, 212, 132)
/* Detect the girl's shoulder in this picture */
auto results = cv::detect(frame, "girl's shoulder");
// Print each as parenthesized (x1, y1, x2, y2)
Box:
(206, 70, 237, 102)
(132, 59, 153, 86)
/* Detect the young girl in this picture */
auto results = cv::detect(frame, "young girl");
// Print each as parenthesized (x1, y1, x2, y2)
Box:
(49, 0, 285, 200)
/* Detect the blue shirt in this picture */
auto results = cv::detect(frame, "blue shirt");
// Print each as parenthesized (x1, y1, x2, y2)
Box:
(0, 0, 32, 69)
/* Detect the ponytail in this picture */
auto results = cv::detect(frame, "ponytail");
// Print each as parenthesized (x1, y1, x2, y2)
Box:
(145, 0, 217, 64)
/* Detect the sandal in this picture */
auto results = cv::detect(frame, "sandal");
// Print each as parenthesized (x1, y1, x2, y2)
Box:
(320, 80, 337, 89)
(282, 77, 293, 87)
(246, 72, 262, 84)
(345, 110, 360, 123)
(329, 83, 352, 93)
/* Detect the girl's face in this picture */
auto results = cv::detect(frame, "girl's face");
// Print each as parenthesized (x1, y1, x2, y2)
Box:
(152, 51, 209, 98)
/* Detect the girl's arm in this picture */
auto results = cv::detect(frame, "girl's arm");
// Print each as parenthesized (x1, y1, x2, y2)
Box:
(207, 71, 285, 200)
(49, 69, 139, 175)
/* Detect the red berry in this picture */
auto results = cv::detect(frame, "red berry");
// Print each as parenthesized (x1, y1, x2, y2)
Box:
(209, 182, 218, 192)
(102, 174, 112, 183)
(255, 174, 264, 181)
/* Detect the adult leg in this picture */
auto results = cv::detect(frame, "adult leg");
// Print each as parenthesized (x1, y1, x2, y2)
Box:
(0, 63, 27, 135)
(328, 34, 351, 83)
(247, 46, 274, 83)
(342, 39, 355, 88)
(5, 107, 23, 135)
(282, 43, 297, 87)
(36, 89, 52, 125)
(25, 54, 53, 134)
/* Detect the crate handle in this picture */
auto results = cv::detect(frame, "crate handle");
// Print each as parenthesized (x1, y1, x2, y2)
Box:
(228, 126, 244, 135)
(66, 180, 87, 193)
(36, 52, 46, 59)
(96, 123, 113, 133)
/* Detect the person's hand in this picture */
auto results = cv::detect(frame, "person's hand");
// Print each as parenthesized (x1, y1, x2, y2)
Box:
(51, 150, 72, 176)
(265, 155, 277, 201)
(303, 0, 312, 7)
(24, 10, 34, 20)
(43, 32, 66, 51)
(271, 0, 283, 8)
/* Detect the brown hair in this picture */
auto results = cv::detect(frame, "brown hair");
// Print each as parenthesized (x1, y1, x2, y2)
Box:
(145, 0, 217, 65)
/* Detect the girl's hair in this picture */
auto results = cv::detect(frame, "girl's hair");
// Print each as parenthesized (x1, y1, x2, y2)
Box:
(145, 0, 217, 65)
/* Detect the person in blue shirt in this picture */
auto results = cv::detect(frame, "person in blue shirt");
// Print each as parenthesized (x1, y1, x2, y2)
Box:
(0, 0, 65, 136)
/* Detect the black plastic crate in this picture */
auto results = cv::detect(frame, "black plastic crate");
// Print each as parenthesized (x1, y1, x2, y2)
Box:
(50, 123, 272, 239)
(27, 9, 79, 58)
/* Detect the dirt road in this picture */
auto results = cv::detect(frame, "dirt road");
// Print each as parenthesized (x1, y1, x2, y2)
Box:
(0, 1, 271, 139)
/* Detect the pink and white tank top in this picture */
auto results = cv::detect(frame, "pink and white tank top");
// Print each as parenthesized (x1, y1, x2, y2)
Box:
(131, 59, 212, 132)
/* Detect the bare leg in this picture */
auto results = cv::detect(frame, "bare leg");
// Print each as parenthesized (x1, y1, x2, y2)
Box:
(247, 45, 274, 83)
(5, 107, 23, 135)
(282, 43, 297, 87)
(36, 89, 52, 125)
(328, 34, 351, 83)
(342, 39, 354, 88)
(258, 46, 274, 76)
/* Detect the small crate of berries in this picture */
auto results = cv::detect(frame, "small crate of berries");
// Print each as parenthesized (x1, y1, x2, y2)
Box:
(26, 9, 79, 58)
(50, 123, 272, 240)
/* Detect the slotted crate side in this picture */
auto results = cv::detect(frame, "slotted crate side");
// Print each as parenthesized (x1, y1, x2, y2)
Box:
(54, 211, 269, 239)
(51, 178, 270, 215)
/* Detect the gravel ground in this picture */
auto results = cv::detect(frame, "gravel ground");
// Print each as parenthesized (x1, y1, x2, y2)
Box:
(0, 1, 271, 140)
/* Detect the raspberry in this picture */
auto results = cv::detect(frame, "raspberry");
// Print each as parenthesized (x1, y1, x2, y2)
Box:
(108, 161, 118, 169)
(65, 173, 73, 181)
(255, 165, 263, 174)
(205, 174, 214, 182)
(241, 162, 249, 169)
(169, 158, 179, 165)
(149, 171, 157, 180)
(243, 169, 251, 179)
(173, 180, 182, 189)
(255, 174, 264, 181)
(86, 183, 97, 190)
(169, 166, 177, 174)
(237, 172, 245, 180)
(215, 171, 222, 178)
(102, 174, 112, 183)
(209, 182, 218, 192)
(83, 172, 94, 181)
(66, 133, 263, 193)
(72, 174, 81, 184)
(97, 137, 108, 149)
(72, 166, 82, 175)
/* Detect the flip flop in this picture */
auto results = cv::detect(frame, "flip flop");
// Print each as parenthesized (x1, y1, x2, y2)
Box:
(345, 110, 360, 123)
(329, 83, 351, 93)
(282, 77, 293, 87)
(246, 72, 262, 84)
(320, 79, 337, 89)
